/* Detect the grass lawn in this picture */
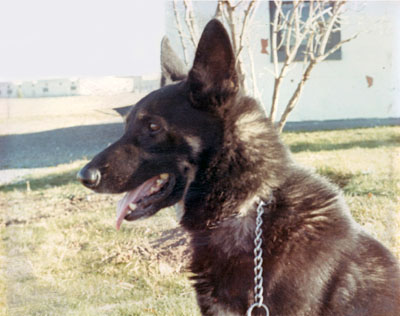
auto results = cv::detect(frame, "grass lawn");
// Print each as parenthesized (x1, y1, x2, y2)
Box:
(1, 126, 399, 315)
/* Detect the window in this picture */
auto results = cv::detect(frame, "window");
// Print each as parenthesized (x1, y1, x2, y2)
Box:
(269, 1, 342, 62)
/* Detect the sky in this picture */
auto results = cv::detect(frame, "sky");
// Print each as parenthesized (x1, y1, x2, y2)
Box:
(0, 0, 166, 81)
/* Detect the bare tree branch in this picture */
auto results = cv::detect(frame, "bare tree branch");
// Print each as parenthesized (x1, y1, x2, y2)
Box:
(277, 59, 317, 132)
(271, 0, 281, 76)
(236, 0, 258, 60)
(219, 0, 251, 91)
(318, 33, 358, 61)
(223, 1, 245, 89)
(183, 0, 199, 47)
(214, 0, 223, 18)
(318, 1, 346, 56)
(173, 0, 190, 65)
(270, 0, 304, 122)
(246, 39, 262, 104)
(269, 0, 286, 122)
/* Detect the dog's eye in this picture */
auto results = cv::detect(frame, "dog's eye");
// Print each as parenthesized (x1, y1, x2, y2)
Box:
(149, 122, 161, 133)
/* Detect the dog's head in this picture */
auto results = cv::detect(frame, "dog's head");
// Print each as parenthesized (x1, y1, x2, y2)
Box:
(77, 20, 241, 229)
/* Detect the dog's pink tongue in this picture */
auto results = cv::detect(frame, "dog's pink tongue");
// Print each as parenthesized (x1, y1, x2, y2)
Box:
(116, 176, 158, 230)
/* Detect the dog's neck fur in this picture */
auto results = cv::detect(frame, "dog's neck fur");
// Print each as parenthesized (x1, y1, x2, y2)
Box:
(181, 94, 291, 232)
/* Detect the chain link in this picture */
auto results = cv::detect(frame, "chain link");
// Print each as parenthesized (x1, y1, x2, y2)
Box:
(246, 200, 270, 316)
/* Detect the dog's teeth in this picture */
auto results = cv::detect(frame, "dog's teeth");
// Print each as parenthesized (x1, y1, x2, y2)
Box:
(160, 173, 169, 180)
(156, 179, 164, 186)
(150, 186, 158, 194)
(128, 203, 137, 211)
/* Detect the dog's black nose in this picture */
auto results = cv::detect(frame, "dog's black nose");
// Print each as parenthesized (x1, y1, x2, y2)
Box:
(77, 166, 101, 188)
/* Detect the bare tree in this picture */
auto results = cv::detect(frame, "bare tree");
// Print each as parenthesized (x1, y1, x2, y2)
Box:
(171, 0, 357, 132)
(270, 0, 357, 132)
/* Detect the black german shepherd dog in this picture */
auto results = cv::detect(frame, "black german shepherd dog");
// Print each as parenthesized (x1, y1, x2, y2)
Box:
(78, 20, 400, 315)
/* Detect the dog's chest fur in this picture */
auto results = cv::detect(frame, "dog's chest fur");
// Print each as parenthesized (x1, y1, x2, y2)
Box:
(186, 200, 260, 316)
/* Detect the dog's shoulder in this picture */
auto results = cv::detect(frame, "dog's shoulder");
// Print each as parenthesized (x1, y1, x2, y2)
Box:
(268, 166, 356, 249)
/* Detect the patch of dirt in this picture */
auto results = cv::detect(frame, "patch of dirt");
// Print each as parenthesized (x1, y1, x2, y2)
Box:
(150, 227, 192, 272)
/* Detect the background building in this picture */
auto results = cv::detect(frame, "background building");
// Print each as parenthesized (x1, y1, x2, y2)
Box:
(0, 76, 159, 98)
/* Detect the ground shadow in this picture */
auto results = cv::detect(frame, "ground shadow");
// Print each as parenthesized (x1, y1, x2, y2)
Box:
(1, 119, 398, 169)
(289, 135, 399, 153)
(0, 123, 124, 169)
(283, 117, 399, 132)
(0, 168, 82, 192)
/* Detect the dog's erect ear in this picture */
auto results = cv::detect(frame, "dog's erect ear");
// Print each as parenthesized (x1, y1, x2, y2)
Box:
(188, 19, 238, 109)
(160, 36, 188, 87)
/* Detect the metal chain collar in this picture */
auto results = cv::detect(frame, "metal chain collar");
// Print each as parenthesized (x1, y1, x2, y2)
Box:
(246, 200, 270, 316)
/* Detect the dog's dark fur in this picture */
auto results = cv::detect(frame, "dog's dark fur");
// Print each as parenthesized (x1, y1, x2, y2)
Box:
(78, 20, 400, 315)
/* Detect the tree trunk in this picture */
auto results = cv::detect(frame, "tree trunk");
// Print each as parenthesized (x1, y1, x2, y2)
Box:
(277, 59, 317, 132)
